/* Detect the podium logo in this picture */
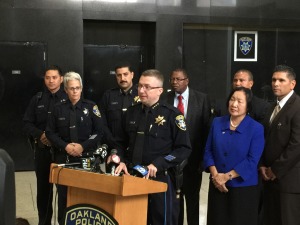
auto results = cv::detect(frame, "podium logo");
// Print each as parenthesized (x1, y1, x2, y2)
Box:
(63, 204, 119, 225)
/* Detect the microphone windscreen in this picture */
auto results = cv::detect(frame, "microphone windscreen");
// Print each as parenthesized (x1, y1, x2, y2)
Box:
(111, 155, 120, 164)
(111, 149, 118, 155)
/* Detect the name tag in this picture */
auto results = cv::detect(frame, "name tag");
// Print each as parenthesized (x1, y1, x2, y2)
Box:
(89, 134, 97, 139)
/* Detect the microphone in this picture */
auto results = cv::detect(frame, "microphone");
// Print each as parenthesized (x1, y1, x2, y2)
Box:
(132, 165, 149, 177)
(93, 144, 108, 163)
(90, 144, 108, 173)
(108, 149, 120, 176)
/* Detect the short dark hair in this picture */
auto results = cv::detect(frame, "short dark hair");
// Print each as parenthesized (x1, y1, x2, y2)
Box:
(114, 62, 133, 72)
(226, 86, 253, 113)
(16, 217, 30, 225)
(234, 69, 253, 81)
(45, 65, 63, 76)
(273, 65, 296, 80)
(171, 68, 188, 78)
(141, 69, 164, 86)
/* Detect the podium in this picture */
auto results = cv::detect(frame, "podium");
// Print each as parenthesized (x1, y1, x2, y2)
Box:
(49, 164, 167, 225)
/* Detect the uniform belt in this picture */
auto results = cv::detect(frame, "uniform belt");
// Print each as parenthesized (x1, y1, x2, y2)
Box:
(156, 170, 168, 176)
(36, 139, 51, 149)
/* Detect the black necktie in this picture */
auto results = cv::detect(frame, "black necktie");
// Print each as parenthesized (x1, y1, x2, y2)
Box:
(69, 105, 78, 142)
(132, 107, 149, 165)
(122, 92, 131, 113)
(48, 94, 55, 115)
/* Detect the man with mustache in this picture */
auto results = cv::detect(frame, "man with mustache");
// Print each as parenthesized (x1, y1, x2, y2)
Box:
(100, 62, 140, 167)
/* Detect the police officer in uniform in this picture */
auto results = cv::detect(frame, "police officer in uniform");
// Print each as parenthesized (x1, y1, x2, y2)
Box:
(46, 71, 103, 225)
(23, 65, 67, 225)
(100, 62, 139, 152)
(115, 69, 192, 225)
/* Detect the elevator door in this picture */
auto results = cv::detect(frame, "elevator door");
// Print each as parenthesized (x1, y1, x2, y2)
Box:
(83, 45, 144, 105)
(0, 41, 46, 171)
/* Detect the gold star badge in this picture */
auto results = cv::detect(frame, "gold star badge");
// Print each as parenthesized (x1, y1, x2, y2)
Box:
(155, 115, 166, 126)
(134, 96, 141, 103)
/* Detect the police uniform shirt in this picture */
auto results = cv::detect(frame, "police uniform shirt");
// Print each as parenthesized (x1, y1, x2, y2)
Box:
(124, 101, 192, 171)
(23, 88, 67, 139)
(100, 86, 139, 149)
(46, 99, 103, 152)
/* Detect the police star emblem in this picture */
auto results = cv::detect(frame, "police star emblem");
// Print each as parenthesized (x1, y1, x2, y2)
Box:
(155, 115, 166, 126)
(175, 115, 187, 131)
(239, 36, 252, 55)
(93, 105, 101, 118)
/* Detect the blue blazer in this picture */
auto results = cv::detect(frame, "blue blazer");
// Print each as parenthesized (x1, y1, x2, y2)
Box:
(203, 115, 264, 187)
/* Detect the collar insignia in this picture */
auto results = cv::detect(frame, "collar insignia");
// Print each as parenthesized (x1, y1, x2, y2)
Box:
(155, 115, 166, 126)
(134, 96, 141, 103)
(83, 108, 89, 116)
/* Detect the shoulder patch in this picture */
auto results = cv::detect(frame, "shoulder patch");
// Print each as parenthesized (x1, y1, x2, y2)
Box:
(175, 115, 187, 131)
(93, 105, 101, 117)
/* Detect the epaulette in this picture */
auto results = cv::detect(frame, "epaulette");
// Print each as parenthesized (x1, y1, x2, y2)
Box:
(82, 99, 96, 105)
(36, 91, 42, 99)
(160, 102, 179, 113)
(108, 87, 120, 92)
(35, 92, 43, 104)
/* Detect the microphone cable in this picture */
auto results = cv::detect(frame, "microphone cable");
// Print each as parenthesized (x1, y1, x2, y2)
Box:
(49, 166, 64, 225)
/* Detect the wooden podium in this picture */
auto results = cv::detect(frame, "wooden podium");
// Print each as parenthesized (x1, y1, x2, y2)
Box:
(49, 164, 167, 225)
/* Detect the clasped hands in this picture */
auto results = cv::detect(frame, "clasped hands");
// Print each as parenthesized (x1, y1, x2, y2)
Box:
(65, 143, 83, 157)
(212, 173, 229, 193)
(260, 166, 276, 181)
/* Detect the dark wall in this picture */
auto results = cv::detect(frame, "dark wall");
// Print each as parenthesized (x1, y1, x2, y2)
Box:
(0, 4, 83, 75)
(2, 0, 300, 168)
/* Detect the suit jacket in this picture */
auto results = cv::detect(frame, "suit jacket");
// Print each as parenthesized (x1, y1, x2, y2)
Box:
(262, 92, 300, 193)
(165, 88, 211, 171)
(250, 95, 271, 124)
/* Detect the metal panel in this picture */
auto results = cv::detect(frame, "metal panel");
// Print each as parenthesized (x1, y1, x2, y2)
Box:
(83, 45, 144, 104)
(0, 41, 46, 171)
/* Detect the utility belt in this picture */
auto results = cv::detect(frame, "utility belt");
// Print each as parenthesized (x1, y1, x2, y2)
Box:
(36, 139, 51, 149)
(156, 169, 168, 176)
(167, 159, 188, 198)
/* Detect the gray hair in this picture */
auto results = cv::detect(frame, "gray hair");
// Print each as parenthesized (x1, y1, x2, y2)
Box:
(64, 71, 83, 89)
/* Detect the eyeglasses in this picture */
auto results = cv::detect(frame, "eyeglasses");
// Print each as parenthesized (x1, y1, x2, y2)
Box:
(138, 84, 162, 91)
(169, 78, 188, 82)
(67, 86, 82, 92)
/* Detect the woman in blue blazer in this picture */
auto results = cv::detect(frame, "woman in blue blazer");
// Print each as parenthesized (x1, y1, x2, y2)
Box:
(203, 87, 264, 225)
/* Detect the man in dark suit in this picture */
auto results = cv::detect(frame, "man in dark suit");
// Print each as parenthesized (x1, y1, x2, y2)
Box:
(166, 68, 211, 225)
(232, 69, 271, 225)
(214, 69, 270, 123)
(260, 65, 300, 225)
(232, 69, 270, 124)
